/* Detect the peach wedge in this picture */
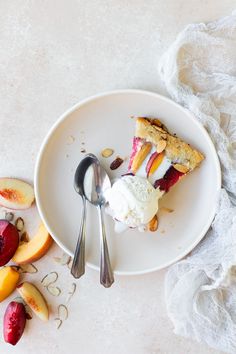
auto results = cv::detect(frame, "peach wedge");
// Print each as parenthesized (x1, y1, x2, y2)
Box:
(0, 178, 34, 210)
(131, 142, 152, 173)
(12, 223, 53, 265)
(17, 282, 49, 321)
(0, 267, 20, 302)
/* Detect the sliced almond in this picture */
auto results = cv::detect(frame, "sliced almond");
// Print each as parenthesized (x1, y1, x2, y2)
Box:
(67, 258, 73, 270)
(173, 164, 189, 173)
(60, 252, 71, 265)
(155, 126, 167, 134)
(152, 124, 168, 136)
(55, 318, 62, 329)
(148, 215, 158, 232)
(156, 140, 167, 153)
(41, 271, 58, 287)
(10, 265, 21, 273)
(131, 142, 152, 173)
(101, 148, 114, 158)
(58, 304, 68, 321)
(11, 264, 37, 274)
(160, 207, 174, 213)
(47, 284, 61, 297)
(20, 231, 29, 243)
(19, 263, 38, 274)
(4, 211, 14, 222)
(67, 283, 77, 303)
(53, 252, 71, 266)
(26, 312, 33, 320)
(152, 119, 169, 132)
(15, 217, 24, 232)
(151, 118, 162, 127)
(67, 135, 75, 145)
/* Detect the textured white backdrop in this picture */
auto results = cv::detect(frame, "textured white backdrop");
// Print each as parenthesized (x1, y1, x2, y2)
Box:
(0, 1, 234, 353)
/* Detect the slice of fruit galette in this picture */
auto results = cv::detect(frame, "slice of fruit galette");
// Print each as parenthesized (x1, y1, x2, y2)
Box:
(128, 117, 204, 192)
(106, 117, 204, 233)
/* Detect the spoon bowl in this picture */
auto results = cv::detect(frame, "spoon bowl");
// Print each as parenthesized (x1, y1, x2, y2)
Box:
(83, 158, 111, 206)
(74, 154, 97, 195)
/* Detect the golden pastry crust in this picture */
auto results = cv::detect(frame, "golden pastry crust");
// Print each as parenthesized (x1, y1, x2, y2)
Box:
(135, 117, 204, 171)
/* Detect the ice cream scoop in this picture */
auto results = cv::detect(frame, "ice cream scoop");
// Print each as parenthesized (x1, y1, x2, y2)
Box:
(106, 175, 163, 229)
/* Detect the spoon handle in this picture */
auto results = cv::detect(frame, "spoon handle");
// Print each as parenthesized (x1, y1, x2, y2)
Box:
(71, 196, 86, 278)
(98, 205, 114, 288)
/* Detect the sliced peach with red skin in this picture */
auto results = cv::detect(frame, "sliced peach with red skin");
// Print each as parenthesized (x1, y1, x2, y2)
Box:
(131, 142, 152, 173)
(17, 282, 49, 321)
(128, 137, 143, 170)
(12, 223, 53, 265)
(4, 301, 26, 345)
(0, 220, 19, 266)
(0, 178, 34, 210)
(146, 152, 164, 177)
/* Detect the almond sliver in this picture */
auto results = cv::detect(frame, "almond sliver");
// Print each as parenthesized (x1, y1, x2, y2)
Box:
(41, 272, 58, 287)
(173, 164, 189, 173)
(58, 304, 68, 321)
(55, 318, 62, 329)
(101, 148, 114, 158)
(47, 285, 61, 297)
(156, 140, 167, 153)
(148, 215, 158, 232)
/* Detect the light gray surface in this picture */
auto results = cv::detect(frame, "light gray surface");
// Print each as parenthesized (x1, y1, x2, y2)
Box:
(0, 1, 233, 353)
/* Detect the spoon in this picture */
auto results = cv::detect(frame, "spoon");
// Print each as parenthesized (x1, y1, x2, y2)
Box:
(71, 154, 95, 279)
(83, 156, 114, 288)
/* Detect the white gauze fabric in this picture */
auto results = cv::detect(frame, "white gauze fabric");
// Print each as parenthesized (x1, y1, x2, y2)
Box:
(159, 12, 236, 353)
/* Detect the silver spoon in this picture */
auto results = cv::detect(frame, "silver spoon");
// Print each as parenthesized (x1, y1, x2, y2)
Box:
(83, 156, 114, 288)
(71, 154, 96, 279)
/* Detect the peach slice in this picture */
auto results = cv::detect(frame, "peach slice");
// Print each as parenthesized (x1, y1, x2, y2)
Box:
(12, 223, 53, 265)
(146, 152, 164, 177)
(17, 282, 49, 321)
(131, 142, 152, 173)
(0, 267, 20, 302)
(0, 178, 34, 210)
(128, 137, 143, 170)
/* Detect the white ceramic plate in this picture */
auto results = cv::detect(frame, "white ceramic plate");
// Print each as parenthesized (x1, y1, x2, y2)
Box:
(35, 90, 221, 275)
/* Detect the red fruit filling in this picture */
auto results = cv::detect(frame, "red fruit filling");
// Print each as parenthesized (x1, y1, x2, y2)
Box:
(154, 166, 184, 192)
